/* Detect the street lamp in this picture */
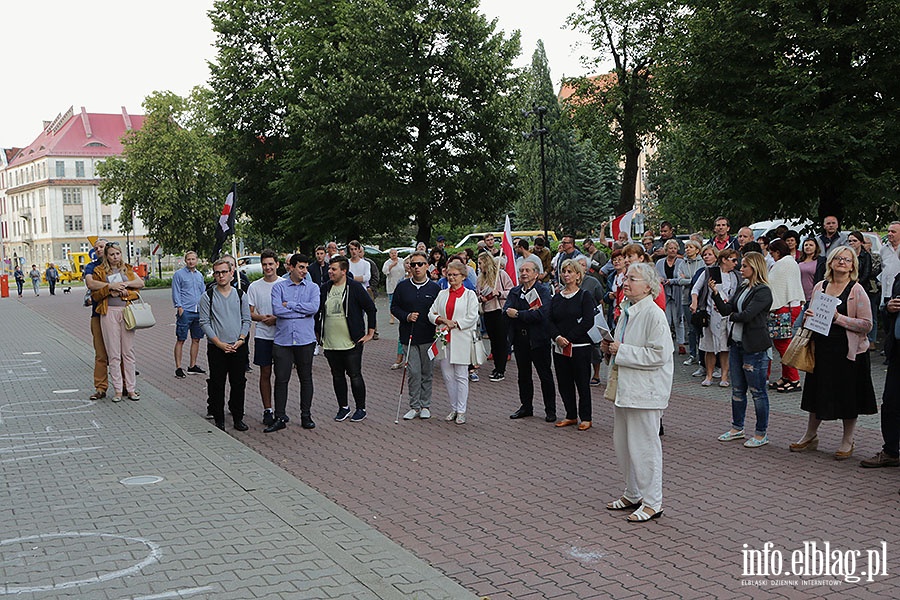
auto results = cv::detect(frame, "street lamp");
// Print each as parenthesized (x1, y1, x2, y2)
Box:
(522, 104, 549, 246)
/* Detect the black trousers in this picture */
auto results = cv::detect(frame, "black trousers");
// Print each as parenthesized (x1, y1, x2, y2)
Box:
(554, 346, 593, 421)
(207, 343, 248, 425)
(273, 342, 315, 419)
(881, 348, 900, 458)
(513, 338, 556, 416)
(325, 344, 366, 409)
(482, 309, 508, 374)
(49, 280, 56, 295)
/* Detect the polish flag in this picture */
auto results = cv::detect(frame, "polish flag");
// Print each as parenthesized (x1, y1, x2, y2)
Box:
(525, 287, 542, 309)
(611, 209, 636, 242)
(427, 340, 440, 361)
(500, 214, 518, 286)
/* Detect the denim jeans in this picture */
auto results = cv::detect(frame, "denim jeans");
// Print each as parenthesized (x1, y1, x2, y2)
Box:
(729, 342, 770, 436)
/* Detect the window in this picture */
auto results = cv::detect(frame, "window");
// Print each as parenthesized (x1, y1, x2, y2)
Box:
(41, 217, 47, 233)
(79, 242, 90, 253)
(62, 188, 82, 205)
(102, 215, 112, 231)
(64, 215, 84, 232)
(61, 243, 71, 258)
(55, 161, 65, 177)
(75, 161, 85, 177)
(39, 190, 45, 206)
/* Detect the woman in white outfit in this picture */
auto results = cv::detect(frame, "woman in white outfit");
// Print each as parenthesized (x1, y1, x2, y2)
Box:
(603, 262, 674, 522)
(691, 248, 740, 387)
(429, 262, 480, 424)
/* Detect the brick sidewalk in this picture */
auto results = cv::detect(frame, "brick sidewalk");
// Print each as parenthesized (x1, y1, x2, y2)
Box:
(17, 287, 900, 598)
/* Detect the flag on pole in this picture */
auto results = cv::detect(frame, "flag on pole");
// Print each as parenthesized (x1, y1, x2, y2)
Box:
(211, 183, 237, 262)
(427, 340, 440, 361)
(611, 209, 636, 242)
(500, 214, 518, 286)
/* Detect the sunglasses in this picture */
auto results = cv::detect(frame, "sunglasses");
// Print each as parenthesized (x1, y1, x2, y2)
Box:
(107, 241, 120, 247)
(409, 262, 427, 267)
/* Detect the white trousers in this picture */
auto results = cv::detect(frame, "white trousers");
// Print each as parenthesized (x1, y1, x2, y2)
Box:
(614, 406, 664, 511)
(439, 358, 469, 414)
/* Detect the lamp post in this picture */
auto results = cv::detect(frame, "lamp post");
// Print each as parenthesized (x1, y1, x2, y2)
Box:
(523, 104, 549, 246)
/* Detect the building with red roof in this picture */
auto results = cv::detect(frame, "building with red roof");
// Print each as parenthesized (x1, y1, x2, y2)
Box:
(1, 106, 149, 271)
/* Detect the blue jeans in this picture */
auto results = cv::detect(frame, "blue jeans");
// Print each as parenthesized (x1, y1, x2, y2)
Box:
(729, 342, 770, 436)
(683, 304, 699, 358)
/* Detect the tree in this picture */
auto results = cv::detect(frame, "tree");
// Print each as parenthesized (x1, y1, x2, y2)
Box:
(97, 90, 229, 257)
(655, 0, 900, 226)
(208, 0, 522, 245)
(515, 41, 619, 236)
(564, 0, 672, 215)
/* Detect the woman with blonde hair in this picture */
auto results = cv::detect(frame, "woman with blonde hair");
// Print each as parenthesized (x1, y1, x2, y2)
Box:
(429, 262, 481, 424)
(548, 258, 596, 430)
(709, 252, 774, 447)
(90, 242, 145, 402)
(477, 251, 514, 381)
(791, 245, 876, 459)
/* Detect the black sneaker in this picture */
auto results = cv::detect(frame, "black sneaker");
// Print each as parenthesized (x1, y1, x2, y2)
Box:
(234, 420, 249, 431)
(350, 408, 367, 422)
(489, 371, 505, 382)
(263, 411, 276, 426)
(301, 416, 316, 429)
(335, 406, 351, 421)
(187, 365, 206, 375)
(175, 368, 186, 379)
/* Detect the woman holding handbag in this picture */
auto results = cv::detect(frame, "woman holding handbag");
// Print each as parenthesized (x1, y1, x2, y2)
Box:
(429, 262, 481, 424)
(90, 242, 144, 402)
(766, 239, 806, 393)
(790, 245, 876, 459)
(548, 259, 597, 431)
(476, 252, 514, 381)
(709, 252, 774, 447)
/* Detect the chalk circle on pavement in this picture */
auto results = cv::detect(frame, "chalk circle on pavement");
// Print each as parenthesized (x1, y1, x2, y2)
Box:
(0, 531, 162, 594)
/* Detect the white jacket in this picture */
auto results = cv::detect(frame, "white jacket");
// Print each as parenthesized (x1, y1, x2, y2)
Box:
(428, 287, 480, 364)
(613, 295, 674, 409)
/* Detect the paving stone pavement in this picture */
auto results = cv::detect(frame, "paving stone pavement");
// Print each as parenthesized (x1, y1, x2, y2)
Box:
(13, 287, 900, 599)
(0, 293, 475, 599)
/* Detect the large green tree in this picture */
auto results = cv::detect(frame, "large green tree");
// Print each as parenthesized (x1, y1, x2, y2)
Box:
(97, 90, 229, 256)
(515, 41, 618, 236)
(208, 0, 521, 245)
(655, 0, 900, 226)
(564, 0, 672, 215)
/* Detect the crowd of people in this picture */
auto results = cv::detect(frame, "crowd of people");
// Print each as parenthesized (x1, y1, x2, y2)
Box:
(79, 216, 900, 523)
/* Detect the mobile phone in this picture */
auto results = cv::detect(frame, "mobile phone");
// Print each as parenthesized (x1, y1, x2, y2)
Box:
(708, 266, 722, 284)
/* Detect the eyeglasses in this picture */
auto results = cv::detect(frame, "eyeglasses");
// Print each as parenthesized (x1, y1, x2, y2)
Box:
(833, 256, 854, 264)
(409, 262, 427, 267)
(213, 269, 231, 276)
(446, 272, 463, 277)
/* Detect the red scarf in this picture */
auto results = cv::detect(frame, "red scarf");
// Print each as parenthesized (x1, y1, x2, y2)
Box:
(446, 285, 465, 321)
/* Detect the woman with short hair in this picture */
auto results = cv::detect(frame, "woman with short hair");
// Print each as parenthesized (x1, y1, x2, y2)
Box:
(656, 239, 686, 355)
(691, 248, 739, 386)
(603, 262, 673, 522)
(709, 253, 774, 447)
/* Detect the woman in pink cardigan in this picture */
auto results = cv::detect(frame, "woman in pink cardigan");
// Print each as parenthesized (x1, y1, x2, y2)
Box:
(790, 245, 876, 460)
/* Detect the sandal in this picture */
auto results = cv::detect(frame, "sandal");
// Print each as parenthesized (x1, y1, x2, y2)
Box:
(89, 391, 106, 401)
(627, 505, 663, 522)
(776, 380, 801, 393)
(606, 497, 642, 511)
(590, 377, 601, 386)
(768, 378, 787, 390)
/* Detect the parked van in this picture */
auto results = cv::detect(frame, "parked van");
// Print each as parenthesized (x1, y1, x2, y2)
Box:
(453, 230, 558, 248)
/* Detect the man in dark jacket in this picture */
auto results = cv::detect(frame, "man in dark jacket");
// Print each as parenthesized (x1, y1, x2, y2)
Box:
(316, 256, 377, 422)
(503, 261, 557, 422)
(860, 273, 900, 469)
(391, 252, 440, 420)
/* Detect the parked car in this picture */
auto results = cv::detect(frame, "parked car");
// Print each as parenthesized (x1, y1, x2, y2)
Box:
(236, 255, 263, 275)
(453, 230, 558, 248)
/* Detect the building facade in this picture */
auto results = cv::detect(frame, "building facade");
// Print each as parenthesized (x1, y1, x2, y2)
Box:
(0, 106, 149, 272)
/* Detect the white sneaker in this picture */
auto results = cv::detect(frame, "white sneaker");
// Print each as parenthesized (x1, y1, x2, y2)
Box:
(682, 356, 696, 366)
(455, 412, 466, 424)
(445, 411, 457, 421)
(314, 344, 322, 356)
(419, 408, 431, 419)
(403, 409, 419, 420)
(692, 367, 706, 377)
(712, 368, 722, 379)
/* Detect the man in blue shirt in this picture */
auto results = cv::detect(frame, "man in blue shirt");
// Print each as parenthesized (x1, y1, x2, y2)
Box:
(172, 251, 207, 378)
(266, 253, 320, 432)
(84, 237, 109, 400)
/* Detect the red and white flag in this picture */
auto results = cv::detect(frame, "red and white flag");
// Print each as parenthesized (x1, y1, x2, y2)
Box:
(427, 340, 440, 361)
(500, 214, 518, 286)
(525, 287, 542, 309)
(611, 208, 636, 242)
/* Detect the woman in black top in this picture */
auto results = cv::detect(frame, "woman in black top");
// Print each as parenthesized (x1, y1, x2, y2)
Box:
(548, 259, 598, 431)
(709, 252, 774, 447)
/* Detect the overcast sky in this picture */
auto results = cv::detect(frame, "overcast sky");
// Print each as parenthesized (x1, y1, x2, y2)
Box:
(0, 0, 601, 148)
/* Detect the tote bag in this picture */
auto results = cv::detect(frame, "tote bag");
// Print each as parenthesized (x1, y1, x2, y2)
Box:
(123, 294, 156, 330)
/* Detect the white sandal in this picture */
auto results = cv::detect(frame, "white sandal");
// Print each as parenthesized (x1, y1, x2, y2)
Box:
(627, 505, 663, 522)
(606, 497, 642, 511)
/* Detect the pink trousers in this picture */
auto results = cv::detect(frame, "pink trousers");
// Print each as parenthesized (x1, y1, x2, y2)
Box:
(100, 306, 136, 396)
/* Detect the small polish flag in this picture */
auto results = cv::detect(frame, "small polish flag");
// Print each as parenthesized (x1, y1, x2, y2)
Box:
(427, 340, 440, 361)
(611, 208, 636, 242)
(500, 214, 518, 286)
(525, 287, 542, 309)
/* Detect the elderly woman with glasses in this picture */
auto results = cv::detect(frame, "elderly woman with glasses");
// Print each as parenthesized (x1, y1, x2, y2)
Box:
(602, 262, 673, 522)
(691, 248, 740, 387)
(790, 245, 876, 460)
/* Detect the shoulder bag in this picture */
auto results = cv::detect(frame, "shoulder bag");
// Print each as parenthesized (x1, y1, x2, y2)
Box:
(782, 327, 814, 372)
(124, 294, 156, 330)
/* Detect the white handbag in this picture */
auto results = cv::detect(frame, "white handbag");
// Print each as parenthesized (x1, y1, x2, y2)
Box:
(123, 294, 156, 330)
(470, 330, 488, 366)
